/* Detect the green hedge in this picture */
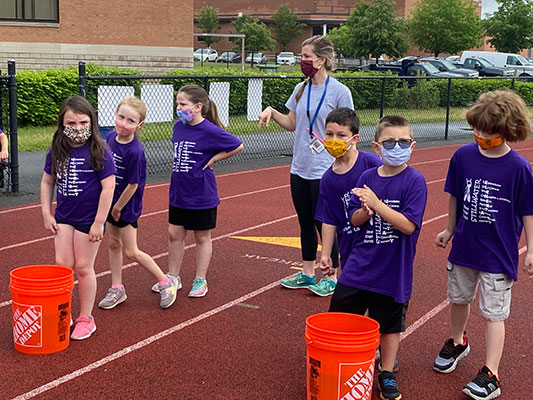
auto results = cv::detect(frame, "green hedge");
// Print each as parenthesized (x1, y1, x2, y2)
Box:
(11, 65, 533, 127)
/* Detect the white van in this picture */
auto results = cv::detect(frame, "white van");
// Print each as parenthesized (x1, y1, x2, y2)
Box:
(459, 51, 533, 76)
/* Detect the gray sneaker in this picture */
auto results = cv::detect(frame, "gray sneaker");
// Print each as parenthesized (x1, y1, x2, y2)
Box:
(152, 273, 182, 293)
(159, 276, 179, 309)
(98, 287, 127, 309)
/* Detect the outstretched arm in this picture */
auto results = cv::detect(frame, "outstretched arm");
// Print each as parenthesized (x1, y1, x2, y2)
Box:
(258, 107, 296, 132)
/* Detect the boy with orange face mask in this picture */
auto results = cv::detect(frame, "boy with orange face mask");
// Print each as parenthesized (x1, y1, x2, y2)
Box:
(313, 107, 381, 296)
(434, 90, 533, 400)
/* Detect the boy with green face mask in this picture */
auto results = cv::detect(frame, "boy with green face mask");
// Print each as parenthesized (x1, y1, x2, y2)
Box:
(313, 107, 381, 296)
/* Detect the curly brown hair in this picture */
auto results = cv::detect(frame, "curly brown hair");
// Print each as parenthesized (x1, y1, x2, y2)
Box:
(466, 90, 532, 142)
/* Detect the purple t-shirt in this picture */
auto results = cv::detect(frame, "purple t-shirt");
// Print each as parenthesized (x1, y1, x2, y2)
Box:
(340, 166, 427, 303)
(44, 143, 116, 225)
(107, 131, 146, 223)
(445, 143, 533, 280)
(170, 119, 242, 209)
(315, 151, 382, 266)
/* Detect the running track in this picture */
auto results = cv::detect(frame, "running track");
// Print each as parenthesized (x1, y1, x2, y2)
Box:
(1, 141, 533, 399)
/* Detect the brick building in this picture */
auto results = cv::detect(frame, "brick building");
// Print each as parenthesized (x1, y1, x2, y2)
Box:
(194, 0, 487, 55)
(0, 0, 193, 73)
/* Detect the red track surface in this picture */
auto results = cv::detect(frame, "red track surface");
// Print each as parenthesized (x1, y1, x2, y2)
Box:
(2, 141, 533, 399)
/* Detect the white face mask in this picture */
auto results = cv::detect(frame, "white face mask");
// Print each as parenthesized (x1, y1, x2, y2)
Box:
(380, 142, 412, 166)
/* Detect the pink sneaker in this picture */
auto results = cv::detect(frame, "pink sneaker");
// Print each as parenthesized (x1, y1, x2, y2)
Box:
(71, 316, 96, 340)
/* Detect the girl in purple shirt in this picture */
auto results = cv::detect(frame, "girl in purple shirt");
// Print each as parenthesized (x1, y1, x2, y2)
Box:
(98, 97, 179, 311)
(434, 90, 533, 400)
(41, 96, 116, 341)
(158, 85, 243, 298)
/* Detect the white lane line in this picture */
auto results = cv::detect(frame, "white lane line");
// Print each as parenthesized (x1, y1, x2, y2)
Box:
(0, 214, 298, 309)
(10, 277, 291, 400)
(0, 185, 291, 252)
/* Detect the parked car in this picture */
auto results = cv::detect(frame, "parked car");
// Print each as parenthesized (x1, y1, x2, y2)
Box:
(445, 55, 460, 63)
(193, 48, 218, 62)
(459, 51, 533, 77)
(276, 52, 296, 65)
(245, 52, 268, 64)
(421, 57, 479, 78)
(457, 56, 516, 77)
(216, 52, 242, 63)
(366, 57, 462, 78)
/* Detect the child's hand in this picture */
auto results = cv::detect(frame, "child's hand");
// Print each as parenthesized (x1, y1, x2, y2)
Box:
(361, 200, 375, 217)
(202, 157, 215, 170)
(353, 185, 379, 209)
(319, 256, 336, 276)
(0, 149, 7, 162)
(524, 252, 533, 277)
(43, 215, 58, 235)
(89, 222, 104, 243)
(111, 206, 121, 222)
(435, 229, 453, 248)
(258, 107, 272, 128)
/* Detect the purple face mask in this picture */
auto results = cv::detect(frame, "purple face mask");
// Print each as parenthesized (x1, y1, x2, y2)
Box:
(300, 59, 320, 78)
(177, 108, 195, 124)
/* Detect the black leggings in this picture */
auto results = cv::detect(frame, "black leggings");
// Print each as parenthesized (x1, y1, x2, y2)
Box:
(290, 173, 339, 268)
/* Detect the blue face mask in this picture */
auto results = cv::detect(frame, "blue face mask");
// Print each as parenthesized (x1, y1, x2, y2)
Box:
(380, 142, 412, 166)
(177, 108, 195, 124)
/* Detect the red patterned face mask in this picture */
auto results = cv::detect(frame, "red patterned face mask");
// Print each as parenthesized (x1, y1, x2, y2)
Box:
(473, 133, 504, 150)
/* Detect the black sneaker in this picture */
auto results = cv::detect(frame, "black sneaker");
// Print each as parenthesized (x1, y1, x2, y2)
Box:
(433, 335, 470, 373)
(378, 370, 401, 400)
(462, 366, 501, 400)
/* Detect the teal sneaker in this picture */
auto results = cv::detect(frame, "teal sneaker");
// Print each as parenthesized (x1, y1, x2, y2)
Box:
(308, 276, 336, 296)
(188, 277, 208, 298)
(280, 272, 316, 289)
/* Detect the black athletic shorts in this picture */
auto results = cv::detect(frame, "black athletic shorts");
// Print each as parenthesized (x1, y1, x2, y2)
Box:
(168, 205, 217, 230)
(106, 211, 138, 229)
(329, 282, 409, 333)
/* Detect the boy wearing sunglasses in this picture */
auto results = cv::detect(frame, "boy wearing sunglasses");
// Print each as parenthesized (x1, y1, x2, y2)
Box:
(313, 107, 381, 296)
(329, 115, 427, 400)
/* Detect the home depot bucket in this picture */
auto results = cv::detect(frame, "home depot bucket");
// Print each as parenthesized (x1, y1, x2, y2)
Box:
(305, 312, 380, 400)
(9, 265, 74, 354)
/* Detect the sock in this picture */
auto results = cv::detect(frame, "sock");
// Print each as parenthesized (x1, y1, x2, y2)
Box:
(454, 336, 466, 347)
(159, 276, 170, 285)
(303, 272, 315, 278)
(112, 284, 124, 290)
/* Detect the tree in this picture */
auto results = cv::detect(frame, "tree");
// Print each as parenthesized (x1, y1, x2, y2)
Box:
(346, 0, 409, 62)
(272, 4, 305, 51)
(231, 14, 275, 53)
(408, 0, 484, 57)
(327, 25, 354, 57)
(196, 6, 221, 48)
(484, 0, 533, 53)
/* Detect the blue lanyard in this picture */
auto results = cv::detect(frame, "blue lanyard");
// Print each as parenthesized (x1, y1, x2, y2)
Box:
(306, 75, 330, 138)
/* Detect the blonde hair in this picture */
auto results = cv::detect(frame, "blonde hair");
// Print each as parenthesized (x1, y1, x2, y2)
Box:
(295, 35, 336, 103)
(374, 115, 413, 141)
(466, 90, 532, 142)
(178, 85, 224, 128)
(116, 96, 147, 122)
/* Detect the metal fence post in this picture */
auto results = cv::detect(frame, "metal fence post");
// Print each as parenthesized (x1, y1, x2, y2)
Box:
(7, 60, 19, 192)
(78, 61, 88, 98)
(510, 78, 515, 91)
(203, 75, 209, 92)
(379, 77, 386, 118)
(444, 78, 452, 140)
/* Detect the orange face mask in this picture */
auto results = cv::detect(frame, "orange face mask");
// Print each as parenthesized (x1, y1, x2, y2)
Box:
(473, 133, 504, 150)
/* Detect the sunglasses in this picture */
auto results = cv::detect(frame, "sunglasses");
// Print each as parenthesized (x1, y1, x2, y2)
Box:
(379, 139, 413, 150)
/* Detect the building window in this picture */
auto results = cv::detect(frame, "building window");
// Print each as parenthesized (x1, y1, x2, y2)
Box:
(0, 0, 58, 22)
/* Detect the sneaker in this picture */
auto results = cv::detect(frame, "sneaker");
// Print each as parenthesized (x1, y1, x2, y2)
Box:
(307, 276, 336, 296)
(378, 370, 401, 400)
(433, 335, 470, 373)
(188, 277, 208, 297)
(71, 316, 96, 340)
(98, 287, 127, 309)
(280, 272, 316, 289)
(159, 276, 179, 309)
(152, 274, 182, 293)
(462, 366, 501, 400)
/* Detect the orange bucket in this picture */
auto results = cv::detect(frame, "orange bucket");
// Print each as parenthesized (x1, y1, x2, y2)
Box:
(305, 312, 380, 400)
(9, 265, 74, 354)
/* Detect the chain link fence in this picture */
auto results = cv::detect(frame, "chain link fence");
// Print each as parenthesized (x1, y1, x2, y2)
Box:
(78, 64, 532, 175)
(0, 73, 9, 192)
